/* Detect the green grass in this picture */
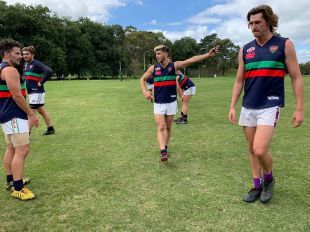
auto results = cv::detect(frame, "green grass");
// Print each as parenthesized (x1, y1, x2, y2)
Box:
(0, 77, 309, 231)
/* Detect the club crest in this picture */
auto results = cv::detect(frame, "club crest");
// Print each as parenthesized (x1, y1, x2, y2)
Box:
(269, 46, 279, 53)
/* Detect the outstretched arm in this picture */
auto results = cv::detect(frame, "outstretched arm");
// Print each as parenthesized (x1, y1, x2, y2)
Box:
(174, 46, 219, 70)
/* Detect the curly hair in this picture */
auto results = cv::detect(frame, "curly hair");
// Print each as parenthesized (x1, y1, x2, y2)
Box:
(247, 5, 278, 33)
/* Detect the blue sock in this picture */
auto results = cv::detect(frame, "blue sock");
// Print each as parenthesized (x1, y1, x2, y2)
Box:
(7, 175, 13, 182)
(13, 179, 23, 191)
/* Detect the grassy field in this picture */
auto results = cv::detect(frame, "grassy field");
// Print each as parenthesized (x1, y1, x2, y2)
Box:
(0, 76, 309, 231)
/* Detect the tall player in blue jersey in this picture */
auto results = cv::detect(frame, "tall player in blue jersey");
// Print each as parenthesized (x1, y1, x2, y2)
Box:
(22, 46, 55, 135)
(0, 39, 39, 200)
(229, 5, 304, 203)
(140, 45, 218, 162)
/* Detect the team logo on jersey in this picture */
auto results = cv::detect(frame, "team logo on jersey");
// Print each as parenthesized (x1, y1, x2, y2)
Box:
(168, 67, 172, 72)
(269, 46, 279, 53)
(155, 71, 161, 76)
(245, 52, 255, 59)
(247, 47, 255, 53)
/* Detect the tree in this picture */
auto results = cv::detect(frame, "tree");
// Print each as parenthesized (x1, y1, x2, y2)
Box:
(124, 30, 171, 76)
(199, 33, 239, 76)
(300, 62, 310, 75)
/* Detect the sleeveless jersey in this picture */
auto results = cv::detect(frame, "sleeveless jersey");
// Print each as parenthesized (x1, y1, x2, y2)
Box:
(0, 62, 27, 123)
(153, 62, 177, 103)
(242, 36, 287, 109)
(146, 75, 154, 85)
(177, 74, 195, 90)
(23, 60, 52, 94)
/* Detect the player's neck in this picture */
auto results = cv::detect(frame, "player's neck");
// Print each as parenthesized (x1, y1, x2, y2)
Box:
(160, 58, 170, 67)
(2, 59, 13, 66)
(255, 32, 273, 46)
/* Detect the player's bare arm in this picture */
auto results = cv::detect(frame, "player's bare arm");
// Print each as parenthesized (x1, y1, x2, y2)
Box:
(284, 40, 304, 128)
(175, 46, 219, 70)
(140, 65, 154, 100)
(229, 48, 245, 124)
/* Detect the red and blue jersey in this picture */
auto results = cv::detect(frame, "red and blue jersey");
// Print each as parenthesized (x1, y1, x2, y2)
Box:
(23, 60, 52, 94)
(242, 36, 287, 109)
(146, 75, 154, 85)
(177, 74, 195, 90)
(0, 62, 27, 123)
(153, 62, 177, 103)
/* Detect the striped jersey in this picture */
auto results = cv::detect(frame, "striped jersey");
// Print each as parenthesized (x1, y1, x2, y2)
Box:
(0, 62, 27, 123)
(177, 74, 195, 90)
(146, 75, 154, 85)
(242, 36, 287, 109)
(23, 60, 53, 94)
(153, 62, 177, 103)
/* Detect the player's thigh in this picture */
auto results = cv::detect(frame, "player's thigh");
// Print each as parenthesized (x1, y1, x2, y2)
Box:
(165, 115, 174, 127)
(253, 125, 275, 155)
(37, 106, 47, 114)
(183, 95, 192, 104)
(243, 126, 256, 145)
(154, 114, 166, 128)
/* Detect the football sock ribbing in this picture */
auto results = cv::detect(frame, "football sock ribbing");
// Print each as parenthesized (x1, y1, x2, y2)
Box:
(13, 179, 23, 191)
(7, 175, 13, 183)
(253, 178, 262, 189)
(264, 171, 273, 182)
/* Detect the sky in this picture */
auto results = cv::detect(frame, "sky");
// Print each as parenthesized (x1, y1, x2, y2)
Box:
(5, 0, 310, 63)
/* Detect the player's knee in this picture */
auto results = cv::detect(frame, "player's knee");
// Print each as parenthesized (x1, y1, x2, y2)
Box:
(165, 125, 172, 131)
(253, 147, 266, 157)
(157, 125, 165, 132)
(15, 145, 30, 157)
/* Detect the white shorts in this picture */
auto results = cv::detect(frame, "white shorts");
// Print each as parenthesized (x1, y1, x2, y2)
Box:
(147, 84, 154, 90)
(1, 118, 29, 134)
(239, 106, 280, 127)
(154, 101, 178, 115)
(29, 92, 45, 106)
(183, 86, 196, 96)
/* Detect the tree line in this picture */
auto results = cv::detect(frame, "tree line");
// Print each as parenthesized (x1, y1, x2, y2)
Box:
(3, 1, 307, 78)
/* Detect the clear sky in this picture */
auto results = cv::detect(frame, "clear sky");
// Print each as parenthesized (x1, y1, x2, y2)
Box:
(5, 0, 310, 63)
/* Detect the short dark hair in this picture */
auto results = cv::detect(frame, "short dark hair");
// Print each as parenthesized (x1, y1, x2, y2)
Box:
(247, 5, 278, 33)
(0, 39, 21, 57)
(22, 46, 36, 55)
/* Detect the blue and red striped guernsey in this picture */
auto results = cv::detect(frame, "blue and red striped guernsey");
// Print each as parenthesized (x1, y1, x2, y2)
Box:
(177, 74, 195, 90)
(146, 75, 154, 85)
(153, 62, 177, 103)
(0, 62, 28, 123)
(23, 60, 53, 94)
(242, 35, 288, 109)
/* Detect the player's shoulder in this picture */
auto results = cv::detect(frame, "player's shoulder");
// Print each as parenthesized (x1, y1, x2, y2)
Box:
(1, 66, 19, 80)
(243, 39, 256, 49)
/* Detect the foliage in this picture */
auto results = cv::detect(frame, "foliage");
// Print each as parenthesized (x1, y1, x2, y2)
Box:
(300, 62, 310, 75)
(0, 1, 241, 78)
